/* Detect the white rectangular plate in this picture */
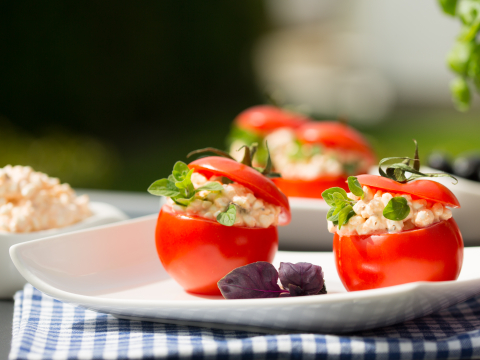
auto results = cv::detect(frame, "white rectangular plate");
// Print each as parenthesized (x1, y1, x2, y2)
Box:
(10, 215, 480, 333)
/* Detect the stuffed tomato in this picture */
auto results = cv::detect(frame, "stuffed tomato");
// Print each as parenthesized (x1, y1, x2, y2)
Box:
(324, 142, 463, 291)
(227, 105, 309, 166)
(148, 150, 290, 295)
(268, 121, 376, 198)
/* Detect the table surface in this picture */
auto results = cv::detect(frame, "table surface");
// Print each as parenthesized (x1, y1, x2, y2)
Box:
(0, 189, 160, 360)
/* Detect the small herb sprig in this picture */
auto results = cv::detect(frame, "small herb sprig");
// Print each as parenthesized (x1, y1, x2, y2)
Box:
(148, 143, 281, 227)
(217, 261, 326, 299)
(322, 176, 411, 225)
(148, 161, 224, 206)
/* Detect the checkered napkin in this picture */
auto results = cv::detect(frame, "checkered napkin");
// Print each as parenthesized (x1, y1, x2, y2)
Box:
(9, 284, 480, 360)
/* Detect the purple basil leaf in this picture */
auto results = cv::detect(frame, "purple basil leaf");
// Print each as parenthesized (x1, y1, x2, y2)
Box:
(279, 262, 325, 296)
(217, 262, 286, 299)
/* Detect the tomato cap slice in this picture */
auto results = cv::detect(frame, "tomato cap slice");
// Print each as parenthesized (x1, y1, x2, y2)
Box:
(356, 174, 461, 208)
(296, 122, 375, 159)
(188, 156, 291, 225)
(235, 105, 309, 135)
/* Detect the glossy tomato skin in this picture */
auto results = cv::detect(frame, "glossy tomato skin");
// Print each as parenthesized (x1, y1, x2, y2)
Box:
(156, 205, 278, 295)
(235, 105, 309, 135)
(356, 175, 460, 208)
(273, 176, 348, 198)
(333, 218, 464, 291)
(296, 122, 376, 163)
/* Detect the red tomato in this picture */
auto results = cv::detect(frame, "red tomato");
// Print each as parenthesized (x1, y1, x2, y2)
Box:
(156, 205, 278, 295)
(356, 175, 460, 208)
(334, 218, 464, 291)
(189, 156, 291, 225)
(273, 176, 348, 199)
(271, 122, 375, 199)
(296, 122, 376, 160)
(234, 105, 309, 135)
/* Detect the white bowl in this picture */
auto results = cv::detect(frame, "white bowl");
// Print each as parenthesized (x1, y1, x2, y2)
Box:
(0, 202, 128, 298)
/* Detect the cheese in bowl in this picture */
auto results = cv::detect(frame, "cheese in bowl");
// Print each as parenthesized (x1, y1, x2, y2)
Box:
(0, 165, 91, 233)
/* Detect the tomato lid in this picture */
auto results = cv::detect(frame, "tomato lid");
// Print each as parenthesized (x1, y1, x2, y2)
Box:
(189, 156, 291, 225)
(234, 105, 309, 136)
(356, 174, 461, 208)
(296, 122, 375, 160)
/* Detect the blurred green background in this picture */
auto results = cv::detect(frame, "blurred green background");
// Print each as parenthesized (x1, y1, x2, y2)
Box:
(0, 1, 479, 192)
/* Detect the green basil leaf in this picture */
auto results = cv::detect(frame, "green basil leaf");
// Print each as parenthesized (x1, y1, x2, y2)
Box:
(337, 205, 354, 230)
(217, 203, 237, 226)
(173, 197, 194, 206)
(332, 192, 347, 208)
(321, 187, 348, 206)
(172, 161, 190, 181)
(383, 197, 411, 221)
(347, 176, 364, 197)
(327, 204, 346, 222)
(175, 169, 195, 198)
(148, 179, 181, 197)
(196, 182, 224, 192)
(326, 207, 335, 221)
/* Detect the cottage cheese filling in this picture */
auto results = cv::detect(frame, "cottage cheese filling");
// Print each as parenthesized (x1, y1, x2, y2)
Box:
(166, 172, 281, 228)
(0, 165, 91, 233)
(328, 185, 453, 236)
(265, 128, 370, 180)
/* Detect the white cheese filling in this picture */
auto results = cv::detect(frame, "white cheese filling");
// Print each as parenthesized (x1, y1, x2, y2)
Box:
(166, 172, 281, 228)
(328, 186, 453, 236)
(265, 128, 370, 180)
(0, 165, 91, 233)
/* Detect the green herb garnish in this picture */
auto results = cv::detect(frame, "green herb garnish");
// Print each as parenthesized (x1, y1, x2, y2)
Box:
(383, 197, 411, 221)
(149, 142, 282, 227)
(347, 176, 364, 198)
(216, 203, 237, 226)
(322, 185, 356, 229)
(148, 161, 223, 207)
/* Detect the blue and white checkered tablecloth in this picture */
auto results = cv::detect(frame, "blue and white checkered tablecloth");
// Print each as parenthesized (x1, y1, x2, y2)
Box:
(9, 284, 480, 360)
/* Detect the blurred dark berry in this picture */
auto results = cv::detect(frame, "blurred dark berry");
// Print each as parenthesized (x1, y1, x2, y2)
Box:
(453, 155, 480, 181)
(427, 152, 453, 173)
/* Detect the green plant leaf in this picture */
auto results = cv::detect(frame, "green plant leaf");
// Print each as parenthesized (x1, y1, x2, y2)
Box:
(438, 0, 458, 15)
(347, 176, 364, 197)
(174, 169, 195, 197)
(217, 203, 237, 226)
(332, 192, 347, 208)
(451, 76, 471, 111)
(196, 182, 224, 192)
(148, 179, 181, 197)
(173, 197, 194, 206)
(383, 197, 411, 221)
(448, 41, 474, 75)
(458, 0, 480, 25)
(337, 205, 355, 229)
(172, 161, 190, 181)
(321, 187, 349, 206)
